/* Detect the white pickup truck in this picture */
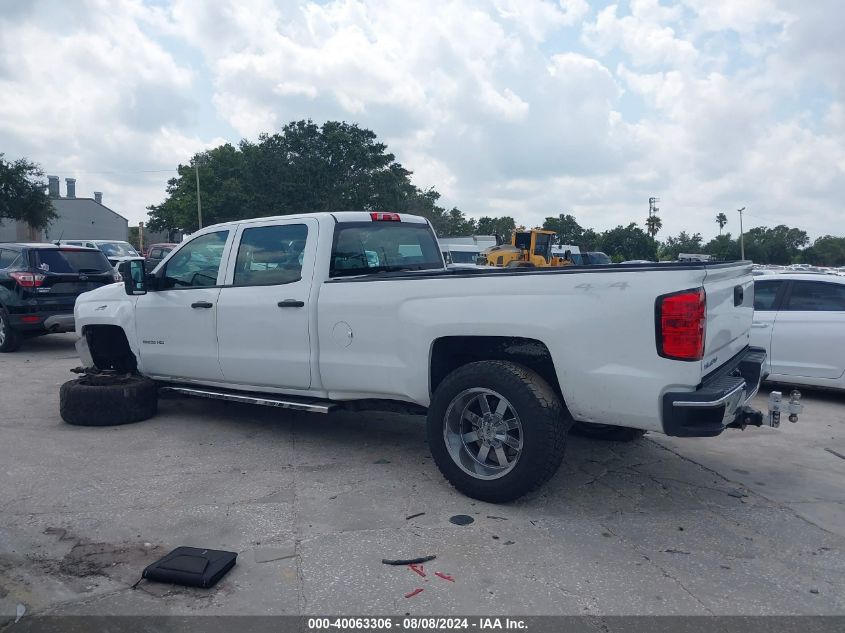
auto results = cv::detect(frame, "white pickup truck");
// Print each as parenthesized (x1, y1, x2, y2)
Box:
(67, 211, 783, 502)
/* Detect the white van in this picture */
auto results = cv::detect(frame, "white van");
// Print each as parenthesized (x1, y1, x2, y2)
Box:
(441, 243, 481, 267)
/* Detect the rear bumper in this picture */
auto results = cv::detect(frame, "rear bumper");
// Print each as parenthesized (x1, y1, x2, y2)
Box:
(43, 314, 76, 332)
(662, 346, 767, 437)
(8, 311, 75, 333)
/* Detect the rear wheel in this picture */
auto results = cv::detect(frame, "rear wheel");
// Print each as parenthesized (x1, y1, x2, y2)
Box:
(427, 361, 570, 502)
(571, 422, 645, 442)
(0, 309, 23, 353)
(60, 373, 158, 426)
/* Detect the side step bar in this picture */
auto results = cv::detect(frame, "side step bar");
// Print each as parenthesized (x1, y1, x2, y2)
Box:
(160, 386, 338, 414)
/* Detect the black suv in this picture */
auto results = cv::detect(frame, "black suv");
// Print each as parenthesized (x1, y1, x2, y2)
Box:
(0, 243, 117, 352)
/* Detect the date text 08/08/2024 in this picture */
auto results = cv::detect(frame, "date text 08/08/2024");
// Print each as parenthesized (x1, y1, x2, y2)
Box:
(306, 617, 528, 630)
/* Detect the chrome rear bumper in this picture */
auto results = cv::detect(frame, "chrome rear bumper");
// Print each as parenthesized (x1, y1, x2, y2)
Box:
(662, 347, 767, 437)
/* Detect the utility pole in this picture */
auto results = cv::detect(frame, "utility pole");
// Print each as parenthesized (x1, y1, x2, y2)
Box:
(738, 207, 745, 260)
(195, 162, 203, 230)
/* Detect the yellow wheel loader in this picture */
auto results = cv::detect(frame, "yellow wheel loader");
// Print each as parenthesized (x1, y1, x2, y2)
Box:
(477, 229, 574, 268)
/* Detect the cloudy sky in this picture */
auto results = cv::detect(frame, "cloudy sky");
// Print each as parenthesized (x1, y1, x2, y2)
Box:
(1, 0, 843, 239)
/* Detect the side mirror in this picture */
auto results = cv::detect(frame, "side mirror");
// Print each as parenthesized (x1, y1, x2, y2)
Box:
(120, 260, 147, 296)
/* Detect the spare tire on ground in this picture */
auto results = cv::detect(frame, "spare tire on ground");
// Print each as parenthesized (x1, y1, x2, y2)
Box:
(60, 373, 158, 426)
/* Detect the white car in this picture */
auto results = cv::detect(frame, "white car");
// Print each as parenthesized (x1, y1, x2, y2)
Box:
(59, 240, 144, 271)
(751, 273, 845, 390)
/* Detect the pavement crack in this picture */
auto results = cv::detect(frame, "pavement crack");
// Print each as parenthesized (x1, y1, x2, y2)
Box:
(597, 524, 714, 615)
(648, 439, 844, 538)
(657, 565, 714, 615)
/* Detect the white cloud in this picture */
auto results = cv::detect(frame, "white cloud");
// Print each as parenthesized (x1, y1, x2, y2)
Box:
(493, 0, 590, 40)
(582, 3, 698, 67)
(0, 0, 213, 218)
(681, 0, 789, 34)
(0, 0, 842, 243)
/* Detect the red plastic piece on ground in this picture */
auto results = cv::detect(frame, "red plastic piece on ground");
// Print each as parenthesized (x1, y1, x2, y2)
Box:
(409, 564, 426, 577)
(404, 588, 424, 598)
(434, 572, 455, 582)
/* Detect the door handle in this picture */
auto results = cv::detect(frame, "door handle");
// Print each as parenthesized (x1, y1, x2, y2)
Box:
(751, 322, 769, 328)
(191, 301, 214, 309)
(277, 299, 305, 308)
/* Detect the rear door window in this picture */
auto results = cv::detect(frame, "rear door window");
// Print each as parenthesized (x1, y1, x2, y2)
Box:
(784, 281, 845, 311)
(233, 223, 308, 286)
(753, 280, 785, 311)
(30, 249, 112, 273)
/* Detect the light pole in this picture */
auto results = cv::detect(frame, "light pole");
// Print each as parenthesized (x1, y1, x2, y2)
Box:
(194, 161, 203, 230)
(737, 207, 746, 260)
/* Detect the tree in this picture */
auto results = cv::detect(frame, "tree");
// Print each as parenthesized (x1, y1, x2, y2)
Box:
(0, 154, 57, 230)
(146, 120, 474, 235)
(598, 223, 658, 261)
(580, 228, 600, 251)
(542, 213, 583, 246)
(440, 207, 477, 237)
(715, 212, 728, 235)
(803, 235, 845, 266)
(742, 225, 809, 264)
(645, 213, 662, 238)
(659, 231, 704, 261)
(476, 216, 516, 242)
(703, 233, 741, 261)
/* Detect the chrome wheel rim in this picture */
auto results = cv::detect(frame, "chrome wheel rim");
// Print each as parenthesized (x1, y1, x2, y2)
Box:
(0, 315, 6, 346)
(443, 388, 524, 480)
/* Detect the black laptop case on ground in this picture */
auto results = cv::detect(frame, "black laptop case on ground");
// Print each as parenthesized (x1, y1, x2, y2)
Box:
(141, 546, 237, 588)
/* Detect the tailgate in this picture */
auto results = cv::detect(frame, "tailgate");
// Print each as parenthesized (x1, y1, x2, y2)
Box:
(701, 262, 754, 373)
(28, 248, 115, 307)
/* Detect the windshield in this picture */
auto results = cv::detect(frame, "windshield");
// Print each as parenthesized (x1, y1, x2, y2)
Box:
(97, 242, 139, 257)
(30, 249, 112, 274)
(450, 250, 478, 264)
(331, 222, 444, 277)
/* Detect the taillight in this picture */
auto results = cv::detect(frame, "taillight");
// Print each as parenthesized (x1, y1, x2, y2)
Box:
(370, 212, 401, 221)
(656, 288, 706, 361)
(10, 272, 46, 288)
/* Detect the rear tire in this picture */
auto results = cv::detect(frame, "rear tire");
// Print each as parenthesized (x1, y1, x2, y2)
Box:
(427, 360, 570, 503)
(571, 422, 645, 442)
(0, 309, 23, 353)
(60, 374, 158, 426)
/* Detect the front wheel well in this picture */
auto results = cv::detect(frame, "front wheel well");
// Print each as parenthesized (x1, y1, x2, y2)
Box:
(83, 325, 137, 372)
(430, 336, 563, 402)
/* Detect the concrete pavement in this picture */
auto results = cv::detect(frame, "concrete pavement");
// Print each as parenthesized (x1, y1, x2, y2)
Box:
(1, 334, 843, 620)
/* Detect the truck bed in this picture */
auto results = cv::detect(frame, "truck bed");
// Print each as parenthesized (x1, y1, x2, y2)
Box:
(318, 260, 754, 432)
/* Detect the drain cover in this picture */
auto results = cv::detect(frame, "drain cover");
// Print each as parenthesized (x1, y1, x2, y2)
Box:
(449, 514, 474, 526)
